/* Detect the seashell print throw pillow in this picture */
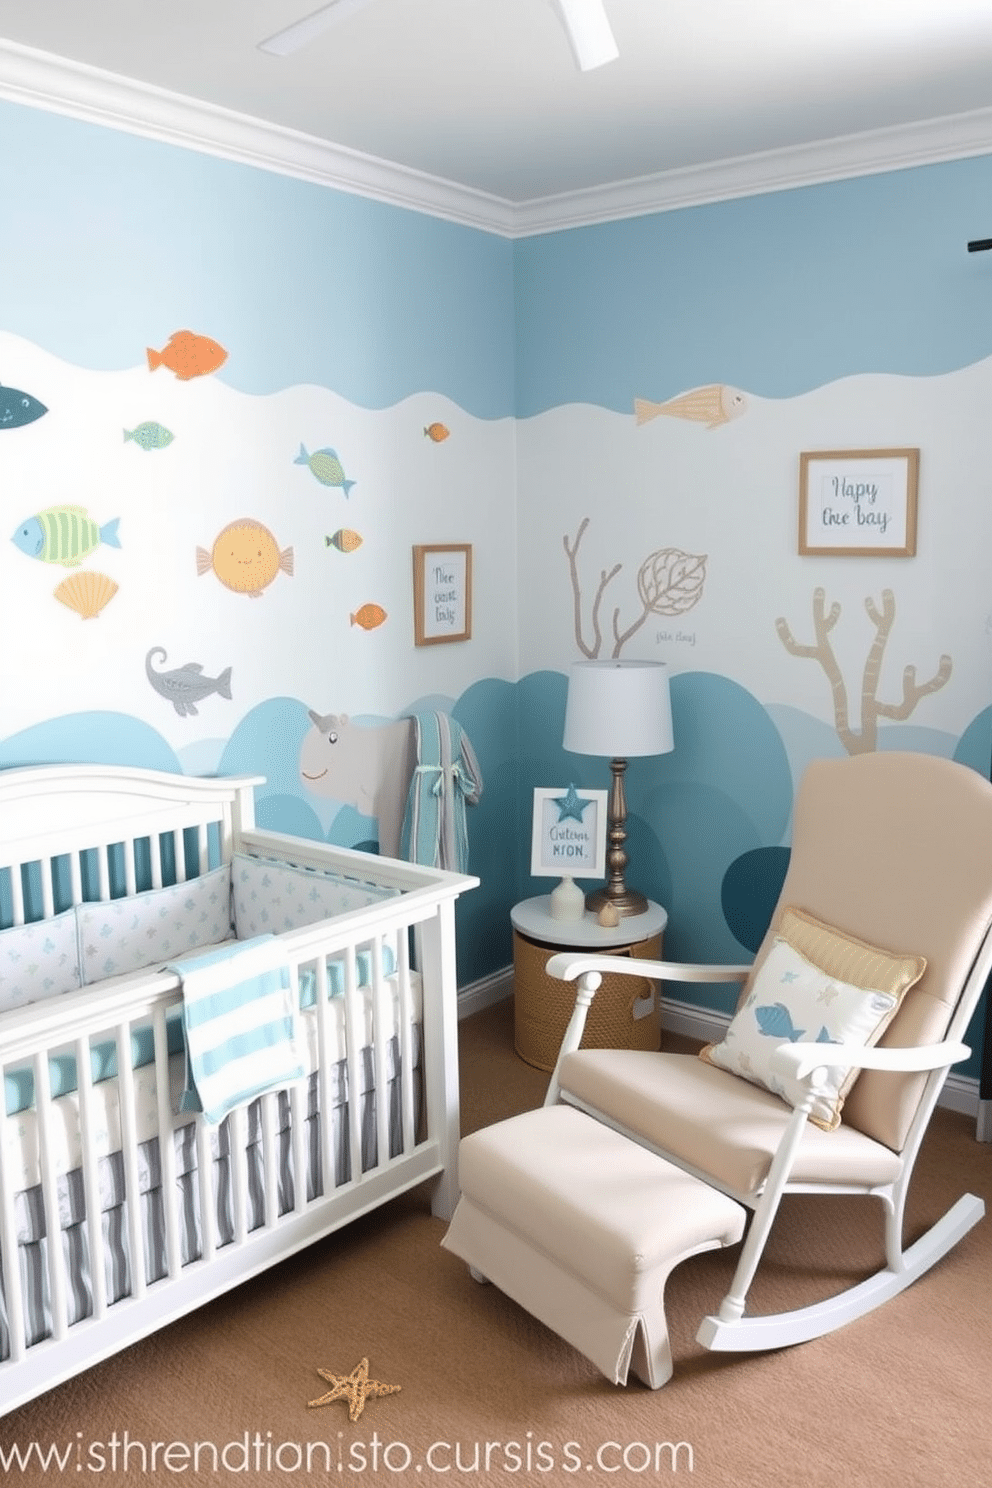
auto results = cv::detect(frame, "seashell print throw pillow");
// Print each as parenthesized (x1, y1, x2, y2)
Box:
(700, 907, 926, 1130)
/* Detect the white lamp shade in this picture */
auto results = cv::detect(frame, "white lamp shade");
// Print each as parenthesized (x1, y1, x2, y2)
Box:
(562, 661, 674, 759)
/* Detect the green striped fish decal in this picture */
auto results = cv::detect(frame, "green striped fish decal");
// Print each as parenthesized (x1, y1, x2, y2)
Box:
(11, 506, 121, 567)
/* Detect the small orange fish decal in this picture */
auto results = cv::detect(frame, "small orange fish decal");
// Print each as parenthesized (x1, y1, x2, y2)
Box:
(424, 422, 450, 443)
(634, 385, 747, 429)
(326, 529, 363, 553)
(148, 330, 228, 381)
(350, 604, 387, 631)
(197, 519, 293, 598)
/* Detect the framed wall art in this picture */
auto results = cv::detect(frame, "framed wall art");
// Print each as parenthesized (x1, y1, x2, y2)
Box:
(413, 543, 472, 645)
(530, 785, 608, 879)
(798, 448, 919, 558)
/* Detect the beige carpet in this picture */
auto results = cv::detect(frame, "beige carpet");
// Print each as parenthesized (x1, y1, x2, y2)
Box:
(3, 997, 991, 1487)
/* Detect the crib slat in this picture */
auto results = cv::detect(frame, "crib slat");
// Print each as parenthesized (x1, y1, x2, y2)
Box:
(289, 961, 309, 1212)
(395, 932, 416, 1156)
(229, 1107, 248, 1244)
(371, 940, 390, 1172)
(260, 1091, 279, 1229)
(75, 1034, 108, 1322)
(343, 948, 364, 1187)
(32, 1049, 69, 1342)
(0, 1085, 27, 1362)
(96, 845, 111, 903)
(314, 955, 337, 1202)
(10, 864, 25, 927)
(69, 852, 83, 907)
(115, 1020, 146, 1301)
(40, 860, 55, 921)
(123, 838, 137, 898)
(152, 1003, 182, 1280)
(194, 1119, 216, 1262)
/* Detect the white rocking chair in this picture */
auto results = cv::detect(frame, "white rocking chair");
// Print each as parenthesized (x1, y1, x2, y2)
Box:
(538, 751, 992, 1356)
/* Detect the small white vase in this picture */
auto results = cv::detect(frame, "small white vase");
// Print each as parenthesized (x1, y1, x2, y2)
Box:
(549, 875, 585, 921)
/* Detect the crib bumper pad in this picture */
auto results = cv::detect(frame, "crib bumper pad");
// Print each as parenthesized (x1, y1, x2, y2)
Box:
(3, 943, 396, 1119)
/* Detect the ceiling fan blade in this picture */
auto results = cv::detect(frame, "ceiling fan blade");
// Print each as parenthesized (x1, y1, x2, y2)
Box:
(258, 0, 378, 57)
(550, 0, 618, 71)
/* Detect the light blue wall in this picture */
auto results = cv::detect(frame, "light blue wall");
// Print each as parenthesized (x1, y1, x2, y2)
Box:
(0, 102, 516, 417)
(513, 157, 992, 415)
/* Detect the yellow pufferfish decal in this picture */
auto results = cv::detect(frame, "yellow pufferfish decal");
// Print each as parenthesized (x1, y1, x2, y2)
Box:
(197, 519, 294, 597)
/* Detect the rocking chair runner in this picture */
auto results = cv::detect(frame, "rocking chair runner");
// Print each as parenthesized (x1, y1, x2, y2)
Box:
(542, 750, 992, 1356)
(444, 752, 992, 1378)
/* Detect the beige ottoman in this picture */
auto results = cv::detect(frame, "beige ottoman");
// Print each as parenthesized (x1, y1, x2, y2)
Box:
(441, 1104, 746, 1388)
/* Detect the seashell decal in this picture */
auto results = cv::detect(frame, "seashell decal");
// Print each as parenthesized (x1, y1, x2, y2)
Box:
(53, 569, 119, 620)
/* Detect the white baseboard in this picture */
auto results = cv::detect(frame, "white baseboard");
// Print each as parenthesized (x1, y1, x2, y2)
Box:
(457, 967, 514, 1020)
(457, 970, 983, 1126)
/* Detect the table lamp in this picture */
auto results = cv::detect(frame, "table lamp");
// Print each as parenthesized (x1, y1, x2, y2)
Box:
(562, 660, 674, 917)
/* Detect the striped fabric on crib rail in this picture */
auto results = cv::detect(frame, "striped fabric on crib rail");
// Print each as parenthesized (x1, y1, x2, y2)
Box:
(167, 935, 304, 1126)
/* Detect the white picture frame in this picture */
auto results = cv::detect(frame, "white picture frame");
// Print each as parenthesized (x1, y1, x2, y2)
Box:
(530, 786, 608, 878)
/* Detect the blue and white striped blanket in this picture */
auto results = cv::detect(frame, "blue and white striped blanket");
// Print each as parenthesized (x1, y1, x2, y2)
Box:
(167, 935, 303, 1127)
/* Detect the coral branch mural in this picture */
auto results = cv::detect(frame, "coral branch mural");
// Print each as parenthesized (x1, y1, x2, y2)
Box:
(564, 517, 707, 657)
(775, 587, 952, 753)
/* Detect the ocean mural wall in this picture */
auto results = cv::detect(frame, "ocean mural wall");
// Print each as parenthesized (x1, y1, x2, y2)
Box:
(511, 162, 992, 1074)
(4, 90, 992, 1075)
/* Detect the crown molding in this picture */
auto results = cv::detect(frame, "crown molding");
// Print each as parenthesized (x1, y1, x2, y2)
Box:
(2, 39, 992, 240)
(0, 39, 517, 236)
(515, 107, 992, 235)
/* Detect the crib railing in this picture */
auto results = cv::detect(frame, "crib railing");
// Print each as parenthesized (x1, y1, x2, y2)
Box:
(0, 869, 468, 1415)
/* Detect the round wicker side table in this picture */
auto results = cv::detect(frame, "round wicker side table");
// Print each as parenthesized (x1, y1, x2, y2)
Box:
(510, 896, 668, 1072)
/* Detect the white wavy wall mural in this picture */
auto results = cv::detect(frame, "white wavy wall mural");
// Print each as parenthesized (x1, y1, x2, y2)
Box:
(516, 356, 992, 783)
(0, 329, 517, 770)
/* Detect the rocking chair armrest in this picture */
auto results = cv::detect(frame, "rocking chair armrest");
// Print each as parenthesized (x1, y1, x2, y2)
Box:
(769, 1039, 971, 1084)
(544, 952, 752, 986)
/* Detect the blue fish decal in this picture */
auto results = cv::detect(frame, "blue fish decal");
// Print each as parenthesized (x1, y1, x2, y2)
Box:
(0, 384, 47, 430)
(754, 1002, 805, 1041)
(815, 1026, 841, 1043)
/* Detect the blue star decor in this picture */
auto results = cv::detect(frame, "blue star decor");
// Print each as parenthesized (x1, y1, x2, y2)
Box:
(553, 784, 594, 823)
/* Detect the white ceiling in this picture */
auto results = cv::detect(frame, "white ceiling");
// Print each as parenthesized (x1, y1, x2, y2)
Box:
(3, 0, 992, 207)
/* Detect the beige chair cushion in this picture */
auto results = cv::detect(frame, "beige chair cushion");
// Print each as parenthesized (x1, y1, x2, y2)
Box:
(558, 1050, 905, 1197)
(700, 906, 925, 1130)
(745, 753, 992, 1151)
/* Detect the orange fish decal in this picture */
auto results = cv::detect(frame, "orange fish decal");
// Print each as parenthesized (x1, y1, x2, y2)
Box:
(148, 330, 228, 381)
(197, 519, 293, 598)
(350, 604, 387, 631)
(424, 422, 450, 443)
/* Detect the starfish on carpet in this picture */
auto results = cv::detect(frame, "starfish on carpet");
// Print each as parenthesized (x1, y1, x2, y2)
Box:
(308, 1357, 401, 1421)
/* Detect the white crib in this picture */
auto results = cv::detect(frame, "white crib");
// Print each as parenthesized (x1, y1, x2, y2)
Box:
(0, 764, 477, 1416)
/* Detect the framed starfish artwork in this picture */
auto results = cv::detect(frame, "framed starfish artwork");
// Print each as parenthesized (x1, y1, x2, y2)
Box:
(530, 785, 608, 879)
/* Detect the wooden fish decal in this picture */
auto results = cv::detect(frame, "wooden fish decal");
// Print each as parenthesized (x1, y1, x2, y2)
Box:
(147, 331, 227, 381)
(350, 604, 387, 631)
(146, 648, 233, 717)
(634, 385, 747, 429)
(197, 519, 293, 598)
(125, 422, 174, 450)
(0, 383, 47, 430)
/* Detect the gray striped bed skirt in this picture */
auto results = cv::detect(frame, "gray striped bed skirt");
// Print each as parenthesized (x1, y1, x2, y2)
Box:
(0, 1028, 422, 1359)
